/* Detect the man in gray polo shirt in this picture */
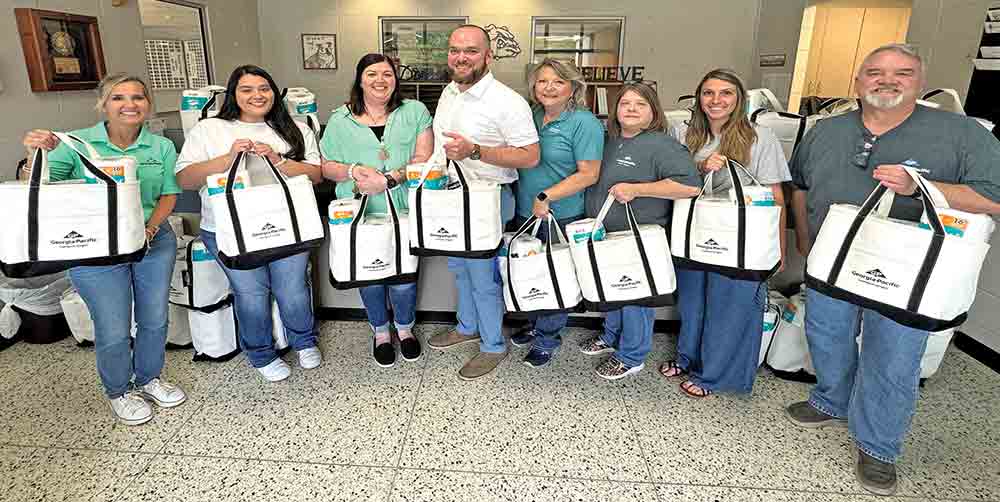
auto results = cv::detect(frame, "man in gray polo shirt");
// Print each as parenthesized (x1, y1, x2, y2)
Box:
(787, 43, 1000, 496)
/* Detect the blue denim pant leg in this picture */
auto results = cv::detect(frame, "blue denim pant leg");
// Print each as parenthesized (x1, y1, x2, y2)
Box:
(268, 251, 318, 352)
(201, 231, 316, 367)
(805, 288, 863, 419)
(850, 307, 930, 463)
(358, 282, 418, 333)
(601, 306, 655, 368)
(447, 185, 514, 354)
(686, 273, 765, 394)
(130, 223, 178, 387)
(674, 267, 707, 373)
(69, 222, 176, 398)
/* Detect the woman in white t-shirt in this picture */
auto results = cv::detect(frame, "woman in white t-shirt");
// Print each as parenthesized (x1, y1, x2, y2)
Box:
(176, 65, 324, 382)
(661, 69, 792, 398)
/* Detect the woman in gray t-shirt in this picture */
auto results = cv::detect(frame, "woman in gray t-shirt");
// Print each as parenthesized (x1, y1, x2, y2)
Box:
(578, 82, 701, 381)
(660, 69, 791, 398)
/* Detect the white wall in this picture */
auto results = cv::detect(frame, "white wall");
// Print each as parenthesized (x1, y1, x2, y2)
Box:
(0, 0, 261, 179)
(256, 0, 761, 122)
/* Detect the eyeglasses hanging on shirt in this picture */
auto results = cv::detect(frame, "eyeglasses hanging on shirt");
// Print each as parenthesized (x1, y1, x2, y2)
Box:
(852, 132, 879, 169)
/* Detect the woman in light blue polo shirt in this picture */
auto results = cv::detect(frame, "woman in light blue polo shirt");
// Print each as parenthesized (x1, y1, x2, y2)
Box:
(320, 53, 434, 368)
(21, 74, 186, 426)
(510, 58, 604, 368)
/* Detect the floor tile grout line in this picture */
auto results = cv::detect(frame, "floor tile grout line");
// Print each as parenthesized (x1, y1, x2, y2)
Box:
(382, 331, 433, 502)
(615, 380, 659, 496)
(0, 441, 983, 502)
(108, 356, 242, 502)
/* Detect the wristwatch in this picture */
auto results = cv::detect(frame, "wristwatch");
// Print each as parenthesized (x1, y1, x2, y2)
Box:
(470, 144, 482, 160)
(384, 173, 398, 189)
(536, 191, 549, 202)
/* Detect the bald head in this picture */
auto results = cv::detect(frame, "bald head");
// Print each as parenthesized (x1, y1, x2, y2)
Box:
(452, 24, 491, 49)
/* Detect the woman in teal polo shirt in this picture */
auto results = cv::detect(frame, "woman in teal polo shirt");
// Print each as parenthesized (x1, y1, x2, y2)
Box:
(21, 74, 186, 426)
(320, 53, 434, 367)
(510, 58, 604, 367)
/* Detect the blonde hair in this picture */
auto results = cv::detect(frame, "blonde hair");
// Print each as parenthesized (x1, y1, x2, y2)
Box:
(527, 58, 588, 112)
(94, 73, 153, 113)
(685, 68, 756, 166)
(606, 82, 667, 138)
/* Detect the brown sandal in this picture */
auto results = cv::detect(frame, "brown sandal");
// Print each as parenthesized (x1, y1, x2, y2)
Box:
(680, 380, 712, 399)
(658, 360, 687, 379)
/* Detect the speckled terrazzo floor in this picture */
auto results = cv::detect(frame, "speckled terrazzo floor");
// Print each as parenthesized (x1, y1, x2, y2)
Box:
(0, 321, 997, 502)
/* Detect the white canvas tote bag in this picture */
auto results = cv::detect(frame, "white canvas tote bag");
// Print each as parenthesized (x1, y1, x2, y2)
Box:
(806, 167, 992, 331)
(570, 195, 676, 311)
(408, 160, 503, 258)
(0, 133, 145, 278)
(189, 303, 240, 362)
(209, 151, 324, 270)
(671, 159, 782, 280)
(328, 190, 418, 289)
(180, 85, 226, 137)
(500, 214, 582, 316)
(750, 109, 816, 160)
(169, 236, 231, 312)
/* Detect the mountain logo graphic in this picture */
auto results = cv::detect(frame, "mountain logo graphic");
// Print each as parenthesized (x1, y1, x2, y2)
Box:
(620, 275, 633, 283)
(528, 288, 541, 294)
(64, 231, 83, 239)
(372, 259, 385, 265)
(437, 227, 450, 234)
(866, 269, 886, 279)
(261, 223, 276, 231)
(705, 239, 719, 246)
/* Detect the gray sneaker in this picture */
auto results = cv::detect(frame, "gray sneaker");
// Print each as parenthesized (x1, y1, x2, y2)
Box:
(856, 448, 898, 496)
(458, 351, 507, 380)
(785, 401, 848, 429)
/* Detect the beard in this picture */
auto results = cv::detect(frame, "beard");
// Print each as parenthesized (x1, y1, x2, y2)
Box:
(449, 62, 487, 85)
(862, 88, 906, 109)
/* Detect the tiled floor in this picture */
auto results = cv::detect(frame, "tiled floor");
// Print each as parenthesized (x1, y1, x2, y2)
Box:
(0, 321, 997, 502)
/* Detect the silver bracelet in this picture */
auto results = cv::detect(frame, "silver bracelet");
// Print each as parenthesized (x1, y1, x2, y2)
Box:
(347, 162, 359, 181)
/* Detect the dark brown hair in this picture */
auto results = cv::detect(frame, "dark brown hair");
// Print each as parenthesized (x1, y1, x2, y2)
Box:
(348, 53, 404, 116)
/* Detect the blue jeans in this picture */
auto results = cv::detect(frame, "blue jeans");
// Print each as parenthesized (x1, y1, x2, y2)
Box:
(805, 288, 930, 463)
(200, 230, 318, 368)
(448, 185, 514, 354)
(69, 222, 176, 399)
(675, 268, 765, 393)
(599, 306, 655, 368)
(508, 214, 583, 352)
(359, 283, 417, 333)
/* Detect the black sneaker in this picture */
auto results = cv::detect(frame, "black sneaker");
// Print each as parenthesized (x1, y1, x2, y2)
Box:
(522, 347, 554, 368)
(399, 335, 422, 362)
(510, 327, 535, 348)
(373, 338, 395, 368)
(856, 449, 898, 496)
(785, 401, 848, 429)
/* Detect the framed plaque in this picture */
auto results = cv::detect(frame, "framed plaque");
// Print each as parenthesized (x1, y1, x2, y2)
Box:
(14, 8, 107, 92)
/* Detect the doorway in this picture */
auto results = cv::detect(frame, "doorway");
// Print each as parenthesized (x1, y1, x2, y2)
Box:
(788, 0, 912, 113)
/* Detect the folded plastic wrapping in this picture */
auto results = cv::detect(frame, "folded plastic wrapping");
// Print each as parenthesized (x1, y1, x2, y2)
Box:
(0, 269, 71, 339)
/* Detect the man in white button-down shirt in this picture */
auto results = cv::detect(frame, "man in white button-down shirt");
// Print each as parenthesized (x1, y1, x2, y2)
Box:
(426, 25, 540, 380)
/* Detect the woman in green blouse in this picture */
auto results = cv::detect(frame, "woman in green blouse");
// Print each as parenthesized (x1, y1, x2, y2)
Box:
(320, 53, 434, 367)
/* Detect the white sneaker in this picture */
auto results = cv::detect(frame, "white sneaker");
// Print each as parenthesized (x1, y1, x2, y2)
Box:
(257, 358, 291, 382)
(139, 378, 187, 408)
(297, 347, 322, 369)
(108, 392, 153, 426)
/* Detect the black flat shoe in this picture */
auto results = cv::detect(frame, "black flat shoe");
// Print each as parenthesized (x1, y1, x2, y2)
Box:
(399, 335, 422, 362)
(373, 338, 395, 368)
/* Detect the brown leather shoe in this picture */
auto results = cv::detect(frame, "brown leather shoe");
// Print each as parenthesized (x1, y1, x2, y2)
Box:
(458, 351, 508, 381)
(427, 330, 480, 350)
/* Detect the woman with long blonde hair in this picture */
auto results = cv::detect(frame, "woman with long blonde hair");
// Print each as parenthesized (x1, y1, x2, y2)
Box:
(660, 69, 791, 398)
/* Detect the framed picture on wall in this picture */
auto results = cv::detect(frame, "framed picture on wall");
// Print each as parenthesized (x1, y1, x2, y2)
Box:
(14, 8, 107, 92)
(302, 34, 337, 70)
